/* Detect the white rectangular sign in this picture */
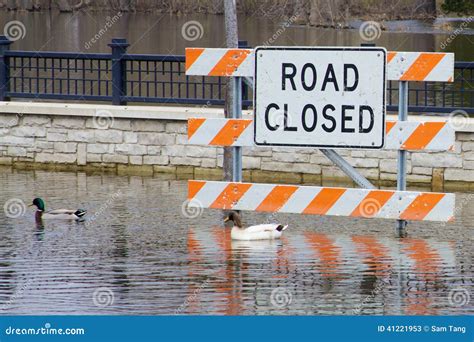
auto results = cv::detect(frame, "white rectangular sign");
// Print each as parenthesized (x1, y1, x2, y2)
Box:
(254, 47, 387, 148)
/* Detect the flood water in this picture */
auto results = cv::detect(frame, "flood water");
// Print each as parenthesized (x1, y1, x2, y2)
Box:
(0, 11, 472, 59)
(0, 168, 472, 315)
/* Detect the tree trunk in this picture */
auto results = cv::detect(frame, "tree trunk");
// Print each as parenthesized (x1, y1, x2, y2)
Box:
(223, 0, 238, 182)
(56, 0, 72, 11)
(6, 0, 18, 10)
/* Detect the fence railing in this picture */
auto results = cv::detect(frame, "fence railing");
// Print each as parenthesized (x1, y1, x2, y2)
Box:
(0, 36, 472, 114)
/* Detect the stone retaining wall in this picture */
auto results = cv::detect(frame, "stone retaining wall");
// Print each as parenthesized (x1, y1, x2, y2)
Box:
(0, 105, 473, 191)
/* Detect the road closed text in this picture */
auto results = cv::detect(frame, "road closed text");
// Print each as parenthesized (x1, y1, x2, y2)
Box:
(254, 48, 386, 148)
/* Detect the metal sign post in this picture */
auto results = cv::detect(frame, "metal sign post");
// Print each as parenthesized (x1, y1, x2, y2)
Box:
(397, 81, 409, 233)
(232, 75, 243, 182)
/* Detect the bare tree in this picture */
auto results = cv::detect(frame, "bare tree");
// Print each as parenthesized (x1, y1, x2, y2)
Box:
(5, 0, 18, 10)
(55, 0, 72, 11)
(223, 0, 238, 181)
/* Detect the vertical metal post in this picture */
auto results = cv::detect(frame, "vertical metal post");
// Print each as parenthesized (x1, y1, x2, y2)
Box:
(230, 41, 246, 182)
(108, 38, 129, 105)
(0, 36, 12, 102)
(232, 75, 242, 182)
(397, 81, 408, 233)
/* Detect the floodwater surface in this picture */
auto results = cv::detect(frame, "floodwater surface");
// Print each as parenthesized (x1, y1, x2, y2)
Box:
(0, 169, 472, 315)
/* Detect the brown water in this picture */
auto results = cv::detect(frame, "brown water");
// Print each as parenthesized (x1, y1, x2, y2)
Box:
(0, 168, 472, 315)
(0, 12, 473, 59)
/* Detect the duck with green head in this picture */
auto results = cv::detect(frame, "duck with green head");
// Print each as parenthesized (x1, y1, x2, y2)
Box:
(30, 197, 87, 221)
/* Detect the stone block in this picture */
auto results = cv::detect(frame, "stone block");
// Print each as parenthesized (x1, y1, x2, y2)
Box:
(131, 120, 165, 132)
(201, 158, 216, 168)
(444, 169, 474, 182)
(46, 132, 67, 142)
(243, 156, 261, 169)
(143, 155, 169, 165)
(138, 132, 175, 145)
(411, 153, 462, 168)
(115, 144, 147, 155)
(53, 117, 85, 128)
(7, 146, 26, 157)
(165, 122, 186, 134)
(95, 130, 123, 143)
(102, 154, 128, 164)
(68, 130, 94, 142)
(77, 143, 86, 165)
(36, 153, 76, 164)
(124, 132, 138, 143)
(129, 156, 143, 165)
(12, 126, 46, 137)
(54, 142, 77, 153)
(87, 144, 111, 154)
(272, 152, 309, 163)
(170, 157, 200, 166)
(22, 115, 51, 126)
(185, 146, 217, 158)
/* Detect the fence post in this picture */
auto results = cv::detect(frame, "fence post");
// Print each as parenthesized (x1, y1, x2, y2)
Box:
(108, 38, 129, 105)
(0, 36, 12, 101)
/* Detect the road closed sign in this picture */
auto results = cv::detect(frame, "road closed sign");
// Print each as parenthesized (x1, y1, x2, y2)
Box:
(254, 47, 386, 148)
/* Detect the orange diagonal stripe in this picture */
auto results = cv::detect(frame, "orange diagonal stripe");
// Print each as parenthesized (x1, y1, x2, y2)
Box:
(387, 52, 396, 63)
(185, 48, 205, 71)
(209, 119, 252, 146)
(256, 185, 298, 212)
(210, 183, 252, 210)
(188, 180, 206, 200)
(303, 188, 346, 215)
(400, 193, 445, 221)
(351, 190, 393, 218)
(385, 121, 396, 134)
(400, 53, 445, 81)
(401, 122, 445, 150)
(188, 118, 206, 139)
(209, 49, 251, 76)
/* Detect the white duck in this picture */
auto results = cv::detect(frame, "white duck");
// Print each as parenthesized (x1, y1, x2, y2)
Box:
(224, 211, 288, 241)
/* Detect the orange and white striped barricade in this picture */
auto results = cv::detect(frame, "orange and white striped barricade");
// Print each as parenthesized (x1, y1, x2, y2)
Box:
(188, 118, 456, 151)
(186, 48, 454, 82)
(185, 47, 456, 226)
(188, 180, 454, 222)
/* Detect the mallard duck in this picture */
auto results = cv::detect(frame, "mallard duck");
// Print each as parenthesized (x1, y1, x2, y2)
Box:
(30, 198, 87, 221)
(224, 211, 288, 241)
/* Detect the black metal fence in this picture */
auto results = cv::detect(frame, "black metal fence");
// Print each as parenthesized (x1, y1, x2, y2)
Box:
(0, 36, 472, 114)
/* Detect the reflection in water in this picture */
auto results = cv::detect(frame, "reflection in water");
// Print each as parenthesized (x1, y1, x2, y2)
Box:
(0, 169, 472, 315)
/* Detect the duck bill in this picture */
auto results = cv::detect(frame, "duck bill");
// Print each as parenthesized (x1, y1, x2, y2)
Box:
(224, 217, 229, 222)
